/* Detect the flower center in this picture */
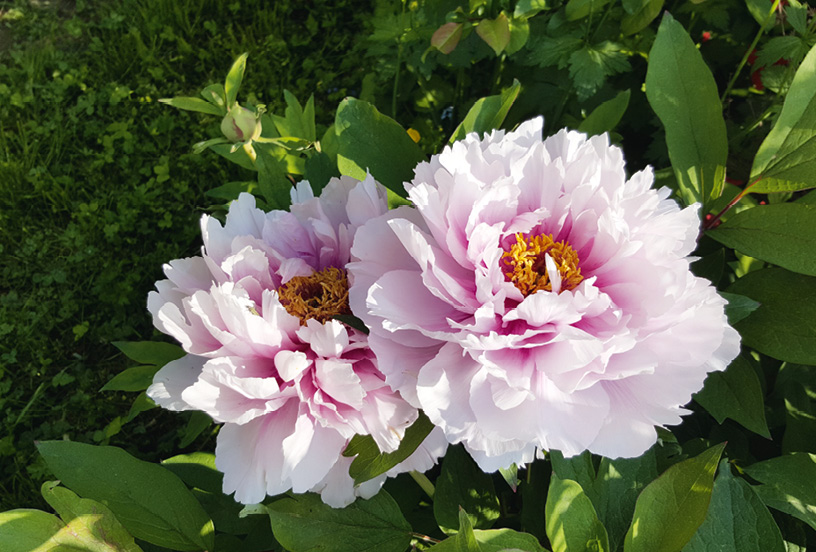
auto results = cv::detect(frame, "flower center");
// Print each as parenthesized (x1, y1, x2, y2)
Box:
(500, 232, 583, 296)
(277, 267, 351, 325)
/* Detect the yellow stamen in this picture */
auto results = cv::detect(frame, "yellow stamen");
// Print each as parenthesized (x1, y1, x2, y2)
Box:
(501, 232, 583, 296)
(277, 267, 351, 324)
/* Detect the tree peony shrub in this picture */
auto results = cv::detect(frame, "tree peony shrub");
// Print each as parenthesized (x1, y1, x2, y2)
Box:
(146, 175, 446, 507)
(348, 118, 740, 471)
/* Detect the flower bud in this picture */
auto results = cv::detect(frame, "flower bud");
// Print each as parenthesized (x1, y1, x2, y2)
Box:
(220, 104, 261, 142)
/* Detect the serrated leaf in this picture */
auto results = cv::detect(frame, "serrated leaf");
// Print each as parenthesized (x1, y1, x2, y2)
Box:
(708, 203, 816, 276)
(756, 36, 806, 68)
(449, 80, 521, 143)
(621, 0, 664, 35)
(786, 0, 808, 35)
(624, 443, 725, 552)
(335, 98, 425, 198)
(112, 341, 184, 367)
(476, 13, 511, 55)
(683, 460, 785, 552)
(224, 53, 248, 107)
(101, 365, 160, 392)
(37, 441, 214, 551)
(158, 96, 223, 116)
(342, 411, 434, 484)
(264, 491, 411, 552)
(432, 22, 465, 54)
(646, 12, 727, 208)
(434, 445, 500, 533)
(693, 355, 770, 437)
(750, 43, 816, 194)
(727, 268, 816, 364)
(525, 33, 584, 68)
(41, 481, 143, 552)
(546, 474, 609, 552)
(745, 453, 816, 531)
(569, 42, 631, 100)
(578, 89, 630, 136)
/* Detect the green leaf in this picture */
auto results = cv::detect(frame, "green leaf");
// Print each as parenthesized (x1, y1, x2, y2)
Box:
(264, 491, 411, 552)
(620, 0, 664, 35)
(449, 80, 521, 143)
(566, 0, 612, 20)
(623, 443, 725, 552)
(578, 90, 631, 136)
(727, 268, 816, 364)
(471, 528, 547, 552)
(591, 450, 658, 552)
(434, 445, 500, 533)
(204, 180, 258, 201)
(200, 83, 225, 108)
(162, 452, 223, 495)
(101, 365, 160, 392)
(335, 98, 425, 197)
(708, 203, 816, 276)
(158, 97, 224, 116)
(569, 42, 631, 100)
(720, 292, 761, 325)
(750, 43, 816, 194)
(476, 13, 511, 55)
(546, 474, 609, 552)
(37, 441, 215, 551)
(755, 36, 807, 68)
(498, 464, 521, 492)
(224, 53, 248, 107)
(525, 33, 584, 68)
(112, 341, 184, 367)
(745, 453, 816, 531)
(271, 91, 316, 142)
(432, 510, 483, 552)
(782, 383, 816, 454)
(550, 450, 596, 496)
(515, 0, 549, 18)
(506, 16, 530, 55)
(693, 355, 770, 437)
(683, 460, 785, 552)
(41, 481, 143, 552)
(0, 509, 65, 552)
(255, 143, 292, 209)
(179, 411, 212, 448)
(744, 0, 774, 29)
(125, 392, 155, 423)
(342, 411, 434, 484)
(645, 12, 728, 208)
(304, 151, 339, 194)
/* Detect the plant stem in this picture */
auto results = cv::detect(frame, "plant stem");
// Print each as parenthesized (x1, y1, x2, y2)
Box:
(410, 532, 442, 545)
(720, 0, 781, 104)
(410, 470, 436, 499)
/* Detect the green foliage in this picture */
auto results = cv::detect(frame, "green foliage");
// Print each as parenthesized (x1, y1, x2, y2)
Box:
(545, 475, 609, 552)
(645, 12, 728, 209)
(37, 441, 215, 551)
(434, 445, 500, 533)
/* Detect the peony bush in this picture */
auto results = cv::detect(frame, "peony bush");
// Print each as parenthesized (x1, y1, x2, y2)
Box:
(6, 4, 816, 551)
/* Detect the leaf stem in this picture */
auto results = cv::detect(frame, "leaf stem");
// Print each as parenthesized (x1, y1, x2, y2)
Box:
(410, 470, 436, 499)
(720, 0, 781, 104)
(410, 532, 442, 544)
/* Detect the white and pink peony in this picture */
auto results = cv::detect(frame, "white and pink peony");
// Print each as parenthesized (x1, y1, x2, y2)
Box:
(348, 118, 740, 471)
(147, 175, 445, 507)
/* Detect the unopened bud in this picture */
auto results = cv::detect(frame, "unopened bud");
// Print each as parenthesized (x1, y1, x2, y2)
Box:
(221, 104, 261, 142)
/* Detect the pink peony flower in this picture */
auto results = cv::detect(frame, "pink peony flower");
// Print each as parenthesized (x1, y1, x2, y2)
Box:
(348, 118, 740, 471)
(147, 175, 446, 507)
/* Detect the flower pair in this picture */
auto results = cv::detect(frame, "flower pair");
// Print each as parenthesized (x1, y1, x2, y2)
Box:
(147, 118, 739, 506)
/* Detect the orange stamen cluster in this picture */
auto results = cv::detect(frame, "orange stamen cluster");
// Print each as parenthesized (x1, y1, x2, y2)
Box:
(277, 267, 351, 324)
(501, 232, 583, 296)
